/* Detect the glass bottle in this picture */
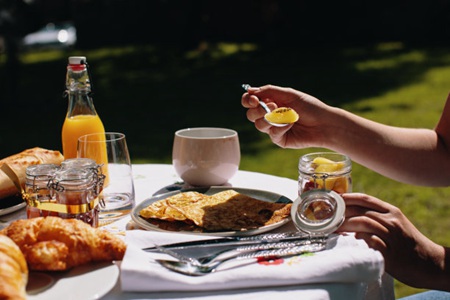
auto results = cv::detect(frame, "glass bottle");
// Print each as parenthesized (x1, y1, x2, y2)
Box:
(61, 56, 105, 159)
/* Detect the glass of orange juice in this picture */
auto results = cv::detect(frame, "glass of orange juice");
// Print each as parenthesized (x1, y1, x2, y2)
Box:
(77, 132, 135, 225)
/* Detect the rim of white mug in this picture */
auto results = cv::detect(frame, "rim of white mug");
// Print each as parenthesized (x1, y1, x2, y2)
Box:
(175, 127, 238, 139)
(78, 132, 126, 143)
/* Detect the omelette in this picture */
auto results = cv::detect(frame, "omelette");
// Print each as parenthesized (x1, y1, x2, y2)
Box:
(139, 190, 291, 232)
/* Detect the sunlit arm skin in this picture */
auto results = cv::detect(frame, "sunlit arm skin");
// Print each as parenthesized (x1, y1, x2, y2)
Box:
(241, 85, 450, 186)
(337, 193, 450, 291)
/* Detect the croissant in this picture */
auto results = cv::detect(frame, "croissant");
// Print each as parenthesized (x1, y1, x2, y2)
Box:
(0, 235, 28, 300)
(0, 217, 126, 271)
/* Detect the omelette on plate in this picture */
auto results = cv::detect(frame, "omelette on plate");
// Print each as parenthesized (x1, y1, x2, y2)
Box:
(139, 189, 291, 232)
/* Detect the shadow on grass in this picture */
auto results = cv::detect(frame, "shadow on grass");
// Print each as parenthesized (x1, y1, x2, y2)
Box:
(1, 42, 449, 162)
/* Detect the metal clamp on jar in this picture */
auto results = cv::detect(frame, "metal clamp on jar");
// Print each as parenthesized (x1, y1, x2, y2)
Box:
(25, 164, 60, 218)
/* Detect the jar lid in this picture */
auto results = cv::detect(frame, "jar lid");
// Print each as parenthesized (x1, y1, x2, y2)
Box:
(61, 158, 97, 170)
(53, 168, 96, 189)
(291, 189, 345, 235)
(26, 164, 60, 176)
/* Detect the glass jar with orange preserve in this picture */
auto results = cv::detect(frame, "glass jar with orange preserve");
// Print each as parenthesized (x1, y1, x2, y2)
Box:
(61, 56, 105, 159)
(298, 152, 352, 195)
(25, 164, 60, 218)
(49, 168, 101, 227)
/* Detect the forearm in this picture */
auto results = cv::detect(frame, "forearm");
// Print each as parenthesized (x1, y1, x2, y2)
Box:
(409, 242, 450, 291)
(323, 107, 450, 186)
(427, 246, 450, 292)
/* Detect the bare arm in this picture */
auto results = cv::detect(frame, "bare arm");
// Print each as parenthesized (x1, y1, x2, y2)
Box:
(323, 106, 450, 186)
(242, 85, 450, 186)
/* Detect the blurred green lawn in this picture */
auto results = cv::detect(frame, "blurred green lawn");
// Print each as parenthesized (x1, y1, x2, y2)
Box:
(1, 42, 450, 298)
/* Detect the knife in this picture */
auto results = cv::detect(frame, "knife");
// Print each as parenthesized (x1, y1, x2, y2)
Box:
(142, 231, 326, 252)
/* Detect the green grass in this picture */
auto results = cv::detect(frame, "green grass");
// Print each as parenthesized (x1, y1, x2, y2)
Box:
(1, 42, 450, 298)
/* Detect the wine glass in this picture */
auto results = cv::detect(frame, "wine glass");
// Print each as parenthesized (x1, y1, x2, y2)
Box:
(77, 132, 135, 225)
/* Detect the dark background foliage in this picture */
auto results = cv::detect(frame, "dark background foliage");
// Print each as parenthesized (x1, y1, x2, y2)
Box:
(1, 0, 450, 159)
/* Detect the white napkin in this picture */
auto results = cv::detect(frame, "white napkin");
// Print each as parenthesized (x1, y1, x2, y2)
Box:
(120, 230, 384, 292)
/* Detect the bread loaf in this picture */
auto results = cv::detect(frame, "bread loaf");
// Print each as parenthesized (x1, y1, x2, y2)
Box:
(0, 147, 64, 199)
(0, 235, 28, 300)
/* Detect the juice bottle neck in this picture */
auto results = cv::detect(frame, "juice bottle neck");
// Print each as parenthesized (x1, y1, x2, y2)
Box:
(65, 91, 98, 118)
(65, 60, 98, 118)
(66, 62, 91, 92)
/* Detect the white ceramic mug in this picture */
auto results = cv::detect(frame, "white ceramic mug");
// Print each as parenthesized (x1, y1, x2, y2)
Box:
(172, 127, 240, 186)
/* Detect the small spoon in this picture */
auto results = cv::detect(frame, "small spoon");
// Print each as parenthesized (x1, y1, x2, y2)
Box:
(242, 84, 297, 127)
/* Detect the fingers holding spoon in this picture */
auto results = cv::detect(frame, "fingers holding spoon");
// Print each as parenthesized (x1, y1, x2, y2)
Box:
(242, 84, 299, 127)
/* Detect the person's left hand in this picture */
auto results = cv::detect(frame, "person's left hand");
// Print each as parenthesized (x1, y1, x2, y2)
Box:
(337, 193, 449, 291)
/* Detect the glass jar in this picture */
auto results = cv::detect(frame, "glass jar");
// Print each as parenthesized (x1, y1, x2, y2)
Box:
(291, 189, 345, 235)
(61, 158, 105, 194)
(50, 168, 100, 227)
(298, 152, 352, 195)
(25, 164, 60, 218)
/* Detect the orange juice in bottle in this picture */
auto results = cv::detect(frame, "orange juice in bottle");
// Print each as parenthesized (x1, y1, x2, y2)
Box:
(61, 56, 109, 184)
(62, 115, 105, 159)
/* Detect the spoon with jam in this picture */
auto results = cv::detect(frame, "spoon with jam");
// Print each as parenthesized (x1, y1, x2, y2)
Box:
(242, 84, 299, 127)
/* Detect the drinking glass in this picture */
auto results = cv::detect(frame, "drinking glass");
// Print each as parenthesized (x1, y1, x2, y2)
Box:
(77, 132, 135, 225)
(172, 127, 240, 187)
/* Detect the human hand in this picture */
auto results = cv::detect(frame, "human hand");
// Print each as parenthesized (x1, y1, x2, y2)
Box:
(337, 193, 449, 291)
(241, 84, 334, 149)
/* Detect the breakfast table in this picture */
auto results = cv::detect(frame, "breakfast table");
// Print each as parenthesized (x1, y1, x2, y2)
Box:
(1, 164, 395, 300)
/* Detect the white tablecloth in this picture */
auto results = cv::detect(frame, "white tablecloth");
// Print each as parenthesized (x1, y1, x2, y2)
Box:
(0, 164, 394, 299)
(102, 164, 394, 300)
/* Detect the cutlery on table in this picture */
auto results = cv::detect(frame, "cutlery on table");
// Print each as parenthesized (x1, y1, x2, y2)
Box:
(154, 236, 327, 266)
(155, 242, 326, 276)
(142, 231, 318, 252)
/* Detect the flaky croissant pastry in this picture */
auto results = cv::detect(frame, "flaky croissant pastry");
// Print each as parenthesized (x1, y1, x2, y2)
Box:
(0, 217, 126, 271)
(0, 235, 28, 300)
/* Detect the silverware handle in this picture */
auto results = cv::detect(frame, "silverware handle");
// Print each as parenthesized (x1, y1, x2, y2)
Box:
(236, 232, 312, 242)
(143, 232, 327, 252)
(236, 243, 326, 260)
(235, 237, 326, 251)
(200, 236, 327, 264)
